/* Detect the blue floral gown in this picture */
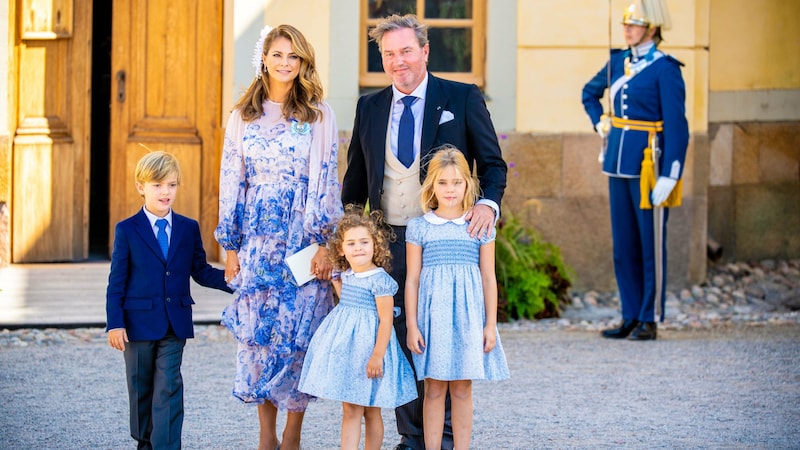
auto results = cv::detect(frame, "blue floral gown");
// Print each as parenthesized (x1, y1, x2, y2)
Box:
(215, 100, 344, 411)
(298, 268, 417, 408)
(406, 212, 510, 381)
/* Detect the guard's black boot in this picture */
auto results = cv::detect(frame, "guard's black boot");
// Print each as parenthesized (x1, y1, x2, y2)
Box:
(628, 322, 657, 341)
(601, 319, 639, 339)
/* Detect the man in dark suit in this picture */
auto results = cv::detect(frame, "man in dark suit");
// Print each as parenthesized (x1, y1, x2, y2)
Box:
(341, 14, 507, 450)
(106, 151, 231, 450)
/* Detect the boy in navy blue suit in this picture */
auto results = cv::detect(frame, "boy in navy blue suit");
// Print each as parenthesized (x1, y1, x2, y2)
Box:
(106, 151, 231, 450)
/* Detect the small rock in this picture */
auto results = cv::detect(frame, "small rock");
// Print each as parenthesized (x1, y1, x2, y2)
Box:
(745, 285, 766, 299)
(781, 267, 800, 278)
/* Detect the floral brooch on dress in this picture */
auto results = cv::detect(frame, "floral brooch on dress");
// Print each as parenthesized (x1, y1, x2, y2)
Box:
(290, 118, 311, 135)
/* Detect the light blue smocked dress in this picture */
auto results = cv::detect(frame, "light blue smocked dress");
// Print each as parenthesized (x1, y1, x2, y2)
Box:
(298, 268, 417, 408)
(406, 212, 510, 381)
(215, 100, 343, 411)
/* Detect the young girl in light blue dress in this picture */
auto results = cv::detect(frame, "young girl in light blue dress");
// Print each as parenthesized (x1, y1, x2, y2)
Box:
(299, 206, 417, 450)
(405, 146, 510, 450)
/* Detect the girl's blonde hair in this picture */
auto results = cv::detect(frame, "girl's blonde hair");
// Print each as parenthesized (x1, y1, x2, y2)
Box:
(135, 151, 182, 185)
(328, 204, 395, 272)
(234, 24, 323, 124)
(420, 145, 479, 213)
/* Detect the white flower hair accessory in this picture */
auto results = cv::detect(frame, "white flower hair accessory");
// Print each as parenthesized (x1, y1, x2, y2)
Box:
(251, 25, 273, 79)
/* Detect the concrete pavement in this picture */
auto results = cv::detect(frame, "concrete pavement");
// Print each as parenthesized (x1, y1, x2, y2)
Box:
(0, 261, 231, 329)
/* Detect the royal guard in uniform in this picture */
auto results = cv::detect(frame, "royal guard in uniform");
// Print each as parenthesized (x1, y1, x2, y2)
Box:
(582, 0, 689, 340)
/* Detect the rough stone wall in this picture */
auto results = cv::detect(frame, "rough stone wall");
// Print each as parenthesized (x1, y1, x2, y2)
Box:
(501, 132, 708, 292)
(708, 122, 800, 262)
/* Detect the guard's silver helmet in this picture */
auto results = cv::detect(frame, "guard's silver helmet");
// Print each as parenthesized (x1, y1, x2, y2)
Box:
(622, 0, 672, 31)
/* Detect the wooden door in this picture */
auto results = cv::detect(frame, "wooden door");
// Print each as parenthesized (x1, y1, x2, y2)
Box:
(11, 0, 92, 262)
(109, 0, 224, 259)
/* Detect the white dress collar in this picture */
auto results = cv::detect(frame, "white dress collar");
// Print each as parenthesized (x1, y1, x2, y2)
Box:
(423, 211, 466, 225)
(345, 267, 385, 278)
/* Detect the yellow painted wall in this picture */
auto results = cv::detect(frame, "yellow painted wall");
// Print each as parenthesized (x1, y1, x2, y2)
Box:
(709, 0, 800, 91)
(517, 0, 708, 133)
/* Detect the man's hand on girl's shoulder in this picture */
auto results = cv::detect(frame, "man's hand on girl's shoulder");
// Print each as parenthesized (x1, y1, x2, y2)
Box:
(465, 204, 495, 239)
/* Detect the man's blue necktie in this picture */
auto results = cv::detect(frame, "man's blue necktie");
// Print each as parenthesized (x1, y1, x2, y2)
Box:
(156, 218, 169, 259)
(398, 96, 417, 168)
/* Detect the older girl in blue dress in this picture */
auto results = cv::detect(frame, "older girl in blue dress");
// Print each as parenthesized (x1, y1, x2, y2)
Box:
(299, 206, 417, 450)
(405, 146, 509, 450)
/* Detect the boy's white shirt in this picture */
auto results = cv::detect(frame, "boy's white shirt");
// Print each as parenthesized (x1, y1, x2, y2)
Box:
(142, 206, 173, 241)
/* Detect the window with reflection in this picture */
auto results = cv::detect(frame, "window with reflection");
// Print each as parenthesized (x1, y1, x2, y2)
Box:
(361, 0, 485, 88)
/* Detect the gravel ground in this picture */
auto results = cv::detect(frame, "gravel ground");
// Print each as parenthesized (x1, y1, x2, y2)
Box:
(2, 258, 798, 449)
(1, 323, 799, 450)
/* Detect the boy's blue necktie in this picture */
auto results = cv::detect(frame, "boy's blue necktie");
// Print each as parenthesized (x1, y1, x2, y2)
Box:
(398, 96, 417, 168)
(156, 218, 169, 258)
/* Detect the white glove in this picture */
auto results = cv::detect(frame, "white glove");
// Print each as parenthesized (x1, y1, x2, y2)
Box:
(595, 117, 610, 163)
(594, 120, 608, 139)
(651, 176, 678, 206)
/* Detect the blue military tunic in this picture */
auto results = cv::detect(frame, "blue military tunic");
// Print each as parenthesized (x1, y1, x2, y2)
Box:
(582, 46, 689, 179)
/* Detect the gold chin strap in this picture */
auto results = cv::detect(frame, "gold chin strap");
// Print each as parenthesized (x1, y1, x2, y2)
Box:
(610, 116, 682, 209)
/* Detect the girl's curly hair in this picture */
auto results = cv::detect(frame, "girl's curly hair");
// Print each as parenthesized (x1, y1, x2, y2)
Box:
(328, 204, 395, 272)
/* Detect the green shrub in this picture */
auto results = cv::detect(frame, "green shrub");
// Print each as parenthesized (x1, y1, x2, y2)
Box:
(495, 200, 573, 321)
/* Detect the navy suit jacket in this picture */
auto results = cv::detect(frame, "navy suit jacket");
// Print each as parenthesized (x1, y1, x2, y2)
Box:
(342, 73, 507, 212)
(106, 209, 231, 341)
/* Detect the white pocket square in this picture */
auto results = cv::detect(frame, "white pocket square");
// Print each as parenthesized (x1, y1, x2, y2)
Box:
(439, 110, 455, 124)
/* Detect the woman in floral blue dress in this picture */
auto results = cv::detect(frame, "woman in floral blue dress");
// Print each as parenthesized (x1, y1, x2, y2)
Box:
(215, 24, 343, 450)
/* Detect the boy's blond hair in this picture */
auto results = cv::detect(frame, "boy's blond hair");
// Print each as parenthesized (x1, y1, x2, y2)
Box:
(420, 145, 479, 213)
(135, 151, 182, 185)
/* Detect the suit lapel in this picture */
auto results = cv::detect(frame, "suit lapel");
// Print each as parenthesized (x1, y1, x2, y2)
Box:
(133, 209, 166, 262)
(421, 74, 448, 175)
(422, 75, 447, 156)
(168, 214, 184, 262)
(366, 87, 393, 190)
